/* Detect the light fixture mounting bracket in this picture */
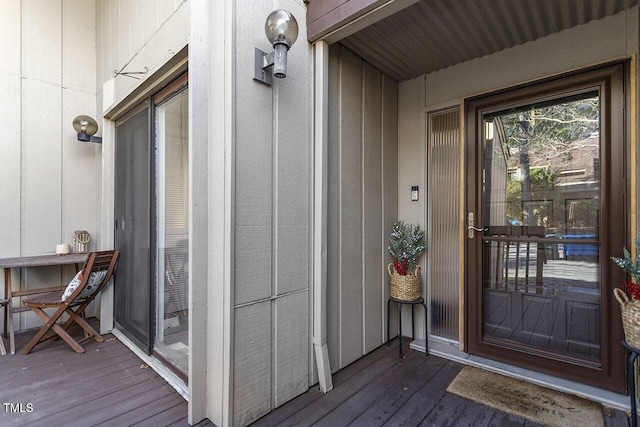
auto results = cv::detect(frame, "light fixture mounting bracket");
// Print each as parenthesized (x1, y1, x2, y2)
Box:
(254, 48, 275, 86)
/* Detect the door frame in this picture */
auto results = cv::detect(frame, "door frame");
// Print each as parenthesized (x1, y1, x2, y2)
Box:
(464, 62, 628, 392)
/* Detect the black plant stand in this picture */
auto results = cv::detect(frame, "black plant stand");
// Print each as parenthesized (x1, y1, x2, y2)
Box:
(387, 296, 428, 358)
(623, 340, 640, 427)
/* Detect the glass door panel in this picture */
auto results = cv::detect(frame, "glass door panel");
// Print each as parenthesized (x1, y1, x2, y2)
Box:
(466, 64, 626, 392)
(154, 87, 189, 374)
(482, 93, 601, 361)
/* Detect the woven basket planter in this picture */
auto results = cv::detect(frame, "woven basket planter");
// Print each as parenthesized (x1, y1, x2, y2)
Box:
(614, 288, 640, 349)
(388, 263, 422, 301)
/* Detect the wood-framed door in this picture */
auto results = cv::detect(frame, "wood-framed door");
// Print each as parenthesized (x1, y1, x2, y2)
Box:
(464, 62, 627, 392)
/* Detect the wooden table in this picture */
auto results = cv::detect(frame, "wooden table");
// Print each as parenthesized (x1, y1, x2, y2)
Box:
(1, 253, 87, 354)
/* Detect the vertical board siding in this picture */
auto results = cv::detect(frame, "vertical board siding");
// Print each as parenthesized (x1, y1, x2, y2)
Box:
(22, 0, 62, 83)
(233, 303, 272, 426)
(274, 292, 310, 406)
(232, 1, 312, 425)
(232, 1, 275, 422)
(233, 0, 273, 306)
(63, 0, 96, 93)
(428, 110, 461, 342)
(21, 80, 63, 256)
(327, 44, 342, 369)
(0, 2, 98, 334)
(362, 62, 383, 354)
(62, 88, 99, 253)
(339, 47, 364, 367)
(328, 44, 398, 371)
(382, 74, 399, 340)
(0, 0, 21, 74)
(275, 44, 311, 296)
(0, 71, 21, 259)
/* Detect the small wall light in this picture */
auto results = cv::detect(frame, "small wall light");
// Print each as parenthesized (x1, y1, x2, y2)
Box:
(72, 115, 102, 143)
(254, 9, 299, 85)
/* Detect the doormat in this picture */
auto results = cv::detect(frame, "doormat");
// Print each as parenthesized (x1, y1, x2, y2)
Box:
(447, 366, 604, 427)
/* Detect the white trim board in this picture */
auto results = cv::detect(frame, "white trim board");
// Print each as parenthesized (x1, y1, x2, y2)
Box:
(111, 328, 189, 401)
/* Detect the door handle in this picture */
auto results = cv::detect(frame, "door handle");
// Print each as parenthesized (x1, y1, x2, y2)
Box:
(467, 212, 487, 238)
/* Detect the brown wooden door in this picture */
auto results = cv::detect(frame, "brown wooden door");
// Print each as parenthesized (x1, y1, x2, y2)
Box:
(465, 63, 627, 392)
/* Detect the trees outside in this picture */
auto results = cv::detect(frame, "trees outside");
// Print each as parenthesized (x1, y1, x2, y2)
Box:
(492, 93, 600, 235)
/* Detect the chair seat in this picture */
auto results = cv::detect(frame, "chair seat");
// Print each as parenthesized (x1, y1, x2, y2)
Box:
(24, 292, 86, 308)
(23, 292, 64, 307)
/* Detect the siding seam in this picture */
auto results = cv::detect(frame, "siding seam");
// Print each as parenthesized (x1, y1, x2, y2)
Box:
(361, 57, 366, 355)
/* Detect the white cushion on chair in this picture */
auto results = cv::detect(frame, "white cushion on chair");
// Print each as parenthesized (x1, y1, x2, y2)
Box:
(61, 270, 108, 302)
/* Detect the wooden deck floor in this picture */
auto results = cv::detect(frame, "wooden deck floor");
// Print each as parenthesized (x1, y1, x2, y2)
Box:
(0, 318, 214, 427)
(1, 321, 633, 427)
(251, 338, 631, 427)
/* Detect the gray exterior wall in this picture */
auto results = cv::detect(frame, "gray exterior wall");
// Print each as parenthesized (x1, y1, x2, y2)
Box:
(231, 0, 312, 424)
(327, 44, 398, 371)
(0, 0, 99, 332)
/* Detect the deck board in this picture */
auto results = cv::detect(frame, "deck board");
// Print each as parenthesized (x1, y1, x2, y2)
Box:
(1, 320, 632, 427)
(251, 337, 631, 427)
(97, 393, 187, 427)
(317, 350, 427, 426)
(135, 401, 189, 427)
(349, 350, 448, 426)
(0, 318, 214, 427)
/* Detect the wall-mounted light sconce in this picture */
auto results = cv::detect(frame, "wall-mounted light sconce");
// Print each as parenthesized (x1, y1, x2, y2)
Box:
(253, 9, 299, 86)
(72, 115, 102, 143)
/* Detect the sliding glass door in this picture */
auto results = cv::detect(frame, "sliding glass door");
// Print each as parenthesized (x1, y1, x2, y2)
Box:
(114, 74, 189, 375)
(153, 79, 189, 374)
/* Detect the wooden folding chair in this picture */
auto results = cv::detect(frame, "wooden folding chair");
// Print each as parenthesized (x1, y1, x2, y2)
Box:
(20, 250, 119, 354)
(0, 298, 7, 355)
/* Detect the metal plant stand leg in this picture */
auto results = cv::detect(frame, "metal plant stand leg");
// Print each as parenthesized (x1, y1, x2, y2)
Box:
(387, 297, 429, 358)
(623, 340, 639, 427)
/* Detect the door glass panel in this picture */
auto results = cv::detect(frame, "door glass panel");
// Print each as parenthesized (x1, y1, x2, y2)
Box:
(482, 92, 601, 361)
(429, 109, 461, 342)
(154, 89, 189, 374)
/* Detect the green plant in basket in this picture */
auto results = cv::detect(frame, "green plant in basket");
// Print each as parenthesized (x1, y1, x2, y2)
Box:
(612, 233, 640, 300)
(388, 221, 426, 276)
(612, 233, 640, 349)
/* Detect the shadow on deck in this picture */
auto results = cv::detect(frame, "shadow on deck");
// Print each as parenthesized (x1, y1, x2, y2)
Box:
(0, 318, 214, 427)
(251, 338, 631, 427)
